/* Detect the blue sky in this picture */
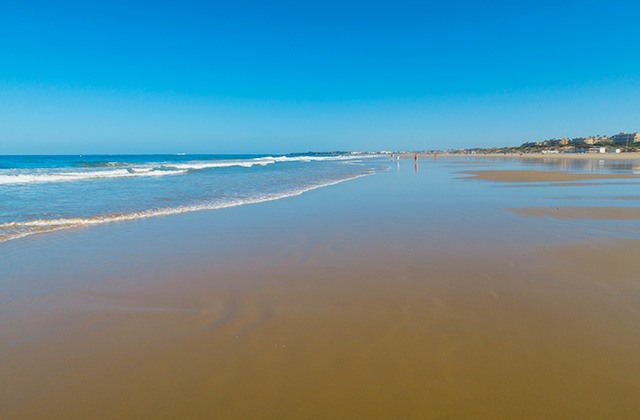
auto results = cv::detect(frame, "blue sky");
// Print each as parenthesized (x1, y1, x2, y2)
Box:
(1, 0, 639, 153)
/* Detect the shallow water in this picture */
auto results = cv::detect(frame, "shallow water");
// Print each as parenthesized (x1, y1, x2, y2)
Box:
(0, 153, 383, 242)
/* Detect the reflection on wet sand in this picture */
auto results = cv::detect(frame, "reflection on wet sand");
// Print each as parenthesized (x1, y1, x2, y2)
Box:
(512, 206, 640, 220)
(554, 195, 640, 201)
(3, 158, 640, 419)
(509, 157, 640, 174)
(2, 241, 640, 419)
(461, 170, 636, 183)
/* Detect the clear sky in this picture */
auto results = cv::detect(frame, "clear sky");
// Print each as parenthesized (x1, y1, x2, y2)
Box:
(1, 0, 639, 154)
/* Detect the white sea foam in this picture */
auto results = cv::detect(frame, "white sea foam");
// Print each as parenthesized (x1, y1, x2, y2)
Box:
(167, 155, 368, 169)
(0, 172, 373, 243)
(0, 155, 374, 186)
(259, 155, 368, 163)
(161, 160, 274, 170)
(0, 168, 188, 185)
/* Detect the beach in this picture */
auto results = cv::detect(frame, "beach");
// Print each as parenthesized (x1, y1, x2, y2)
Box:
(2, 156, 640, 418)
(480, 152, 640, 160)
(407, 152, 640, 161)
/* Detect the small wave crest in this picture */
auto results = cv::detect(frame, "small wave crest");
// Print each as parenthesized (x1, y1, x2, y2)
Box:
(0, 172, 373, 243)
(0, 168, 188, 185)
(160, 160, 274, 171)
(257, 155, 365, 163)
(75, 161, 128, 168)
(0, 155, 372, 186)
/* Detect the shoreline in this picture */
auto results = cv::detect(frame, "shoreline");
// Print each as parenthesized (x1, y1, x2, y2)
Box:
(401, 152, 640, 160)
(460, 169, 639, 183)
(3, 158, 640, 418)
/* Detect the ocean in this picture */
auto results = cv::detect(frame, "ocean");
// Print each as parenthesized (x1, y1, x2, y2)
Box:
(0, 153, 385, 243)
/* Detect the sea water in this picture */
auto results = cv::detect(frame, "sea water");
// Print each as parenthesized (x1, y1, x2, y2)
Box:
(0, 153, 385, 242)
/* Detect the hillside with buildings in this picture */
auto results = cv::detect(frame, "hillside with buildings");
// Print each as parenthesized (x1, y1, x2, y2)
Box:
(520, 132, 640, 152)
(445, 132, 640, 155)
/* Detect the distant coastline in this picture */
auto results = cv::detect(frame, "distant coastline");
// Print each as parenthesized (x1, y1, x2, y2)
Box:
(400, 152, 640, 160)
(393, 130, 640, 158)
(390, 132, 640, 159)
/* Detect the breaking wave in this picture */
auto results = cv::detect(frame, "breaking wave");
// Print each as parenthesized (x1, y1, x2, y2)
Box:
(0, 168, 188, 185)
(74, 161, 128, 168)
(0, 155, 373, 185)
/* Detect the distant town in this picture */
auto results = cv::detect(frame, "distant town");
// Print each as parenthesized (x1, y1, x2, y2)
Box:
(440, 132, 640, 155)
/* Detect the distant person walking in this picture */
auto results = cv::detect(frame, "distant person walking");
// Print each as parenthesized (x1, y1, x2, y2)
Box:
(414, 153, 418, 162)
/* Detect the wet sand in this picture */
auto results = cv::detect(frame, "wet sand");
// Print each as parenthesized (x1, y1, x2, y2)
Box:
(2, 242, 640, 419)
(556, 195, 640, 201)
(513, 206, 640, 220)
(401, 152, 640, 161)
(461, 169, 637, 183)
(489, 152, 640, 160)
(2, 159, 640, 419)
(441, 152, 640, 160)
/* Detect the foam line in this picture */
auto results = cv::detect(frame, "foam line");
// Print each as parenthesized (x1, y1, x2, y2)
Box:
(0, 172, 373, 243)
